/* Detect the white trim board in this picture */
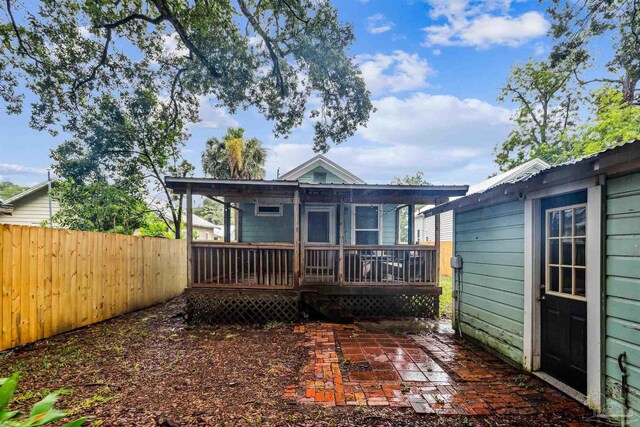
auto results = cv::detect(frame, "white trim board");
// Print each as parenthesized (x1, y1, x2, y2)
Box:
(522, 182, 603, 411)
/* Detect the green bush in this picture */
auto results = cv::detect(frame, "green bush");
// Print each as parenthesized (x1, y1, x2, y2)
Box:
(0, 373, 84, 427)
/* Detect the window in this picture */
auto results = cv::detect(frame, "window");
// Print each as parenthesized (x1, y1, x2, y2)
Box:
(313, 171, 327, 183)
(353, 205, 380, 245)
(417, 229, 421, 242)
(546, 204, 586, 298)
(255, 202, 283, 217)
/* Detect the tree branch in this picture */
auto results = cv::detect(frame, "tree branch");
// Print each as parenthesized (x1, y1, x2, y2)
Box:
(151, 0, 221, 78)
(72, 27, 112, 92)
(95, 13, 167, 30)
(237, 0, 286, 97)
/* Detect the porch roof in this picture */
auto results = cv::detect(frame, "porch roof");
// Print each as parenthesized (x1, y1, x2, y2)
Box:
(165, 177, 468, 204)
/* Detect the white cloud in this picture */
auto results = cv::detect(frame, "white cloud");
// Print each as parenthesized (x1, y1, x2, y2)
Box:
(357, 51, 432, 95)
(161, 32, 189, 58)
(422, 0, 548, 49)
(0, 164, 48, 176)
(192, 96, 239, 130)
(265, 93, 512, 184)
(367, 14, 395, 34)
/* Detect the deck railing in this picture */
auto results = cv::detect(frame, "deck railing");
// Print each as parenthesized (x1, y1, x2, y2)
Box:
(192, 242, 295, 288)
(304, 245, 438, 286)
(191, 243, 438, 288)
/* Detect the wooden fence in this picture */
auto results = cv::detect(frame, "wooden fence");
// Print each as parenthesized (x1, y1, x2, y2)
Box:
(0, 225, 187, 351)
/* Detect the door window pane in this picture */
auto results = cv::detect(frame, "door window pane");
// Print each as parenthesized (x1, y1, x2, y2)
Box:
(308, 211, 330, 243)
(575, 268, 586, 296)
(561, 239, 572, 265)
(355, 206, 379, 229)
(356, 231, 378, 245)
(562, 209, 573, 236)
(549, 267, 560, 292)
(575, 238, 586, 266)
(562, 267, 573, 293)
(574, 207, 586, 236)
(549, 211, 560, 237)
(549, 239, 559, 264)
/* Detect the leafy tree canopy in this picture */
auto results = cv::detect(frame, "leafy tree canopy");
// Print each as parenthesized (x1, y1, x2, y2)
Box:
(0, 182, 28, 200)
(0, 0, 372, 151)
(193, 198, 224, 225)
(568, 87, 640, 157)
(494, 59, 580, 170)
(390, 171, 430, 186)
(51, 180, 148, 234)
(51, 88, 194, 238)
(202, 127, 267, 179)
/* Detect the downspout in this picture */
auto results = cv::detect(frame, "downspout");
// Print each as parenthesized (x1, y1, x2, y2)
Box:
(618, 352, 629, 426)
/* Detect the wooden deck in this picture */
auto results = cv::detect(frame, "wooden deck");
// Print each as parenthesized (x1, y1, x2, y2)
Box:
(190, 242, 439, 289)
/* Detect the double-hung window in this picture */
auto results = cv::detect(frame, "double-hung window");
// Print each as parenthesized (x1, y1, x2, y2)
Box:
(353, 205, 381, 245)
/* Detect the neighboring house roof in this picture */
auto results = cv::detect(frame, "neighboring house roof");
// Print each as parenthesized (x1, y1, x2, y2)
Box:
(4, 180, 51, 204)
(191, 214, 216, 229)
(425, 140, 640, 216)
(416, 158, 550, 216)
(277, 154, 366, 184)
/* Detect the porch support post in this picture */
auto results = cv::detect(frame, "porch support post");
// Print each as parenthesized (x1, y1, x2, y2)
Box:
(408, 204, 415, 244)
(434, 212, 441, 283)
(186, 185, 193, 288)
(301, 203, 307, 284)
(224, 202, 231, 242)
(293, 189, 300, 288)
(338, 200, 345, 285)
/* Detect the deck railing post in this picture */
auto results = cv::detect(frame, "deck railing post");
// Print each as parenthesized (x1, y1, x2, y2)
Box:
(338, 200, 345, 285)
(186, 185, 193, 287)
(293, 190, 300, 288)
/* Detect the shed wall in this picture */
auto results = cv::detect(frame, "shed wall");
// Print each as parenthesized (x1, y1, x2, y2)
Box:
(604, 172, 640, 419)
(455, 200, 525, 364)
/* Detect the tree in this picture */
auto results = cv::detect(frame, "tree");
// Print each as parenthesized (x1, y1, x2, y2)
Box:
(51, 180, 147, 234)
(202, 127, 267, 179)
(0, 181, 27, 200)
(51, 89, 194, 238)
(0, 0, 372, 151)
(548, 0, 640, 105)
(494, 60, 580, 170)
(391, 171, 430, 186)
(193, 198, 224, 225)
(568, 87, 640, 156)
(391, 172, 430, 244)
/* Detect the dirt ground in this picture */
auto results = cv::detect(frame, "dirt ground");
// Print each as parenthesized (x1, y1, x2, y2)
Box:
(0, 297, 595, 426)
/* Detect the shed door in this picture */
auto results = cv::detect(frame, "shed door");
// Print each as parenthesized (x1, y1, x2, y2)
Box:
(540, 192, 587, 394)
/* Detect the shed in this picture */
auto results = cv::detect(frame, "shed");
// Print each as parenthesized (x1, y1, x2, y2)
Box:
(425, 140, 640, 421)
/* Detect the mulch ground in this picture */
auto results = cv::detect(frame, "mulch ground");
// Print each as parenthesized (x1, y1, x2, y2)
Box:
(0, 297, 595, 426)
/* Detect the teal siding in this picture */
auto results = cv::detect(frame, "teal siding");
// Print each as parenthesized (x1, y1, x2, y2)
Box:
(455, 200, 525, 364)
(240, 203, 294, 243)
(605, 172, 640, 420)
(297, 166, 348, 184)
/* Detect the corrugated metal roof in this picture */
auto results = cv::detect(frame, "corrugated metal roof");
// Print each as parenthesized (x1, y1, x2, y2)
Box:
(424, 139, 640, 215)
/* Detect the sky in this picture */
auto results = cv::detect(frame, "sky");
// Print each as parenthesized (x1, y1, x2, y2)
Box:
(0, 0, 557, 187)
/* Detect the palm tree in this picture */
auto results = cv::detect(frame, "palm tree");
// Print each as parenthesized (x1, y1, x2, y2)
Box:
(201, 127, 267, 179)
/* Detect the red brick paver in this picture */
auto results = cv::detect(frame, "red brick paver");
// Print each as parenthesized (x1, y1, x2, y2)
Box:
(287, 323, 588, 416)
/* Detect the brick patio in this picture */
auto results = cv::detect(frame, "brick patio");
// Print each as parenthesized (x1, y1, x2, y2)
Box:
(285, 322, 589, 416)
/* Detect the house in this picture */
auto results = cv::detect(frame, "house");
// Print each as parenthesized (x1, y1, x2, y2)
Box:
(415, 158, 550, 276)
(424, 140, 640, 420)
(166, 155, 468, 322)
(0, 180, 58, 226)
(0, 180, 215, 240)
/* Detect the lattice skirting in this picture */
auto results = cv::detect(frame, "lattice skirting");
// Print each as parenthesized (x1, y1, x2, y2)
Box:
(186, 289, 300, 324)
(327, 294, 438, 318)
